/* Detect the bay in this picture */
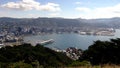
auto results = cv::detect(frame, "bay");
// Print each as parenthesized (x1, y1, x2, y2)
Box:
(24, 29, 120, 50)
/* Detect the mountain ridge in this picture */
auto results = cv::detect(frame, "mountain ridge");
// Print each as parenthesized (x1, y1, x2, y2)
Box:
(0, 17, 120, 28)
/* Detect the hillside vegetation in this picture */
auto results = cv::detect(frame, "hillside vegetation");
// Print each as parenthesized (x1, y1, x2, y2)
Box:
(80, 38, 120, 65)
(0, 44, 72, 67)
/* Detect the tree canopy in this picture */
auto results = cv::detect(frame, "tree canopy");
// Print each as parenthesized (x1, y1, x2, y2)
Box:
(0, 44, 72, 67)
(80, 38, 120, 65)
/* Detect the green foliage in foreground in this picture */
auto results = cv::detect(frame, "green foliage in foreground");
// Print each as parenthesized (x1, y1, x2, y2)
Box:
(0, 44, 72, 67)
(68, 60, 91, 67)
(81, 38, 120, 65)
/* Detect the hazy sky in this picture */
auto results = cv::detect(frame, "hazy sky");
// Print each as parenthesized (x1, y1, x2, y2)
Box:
(0, 0, 120, 19)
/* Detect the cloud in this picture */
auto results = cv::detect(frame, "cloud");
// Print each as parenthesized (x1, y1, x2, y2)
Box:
(75, 7, 90, 12)
(0, 11, 9, 17)
(39, 3, 61, 12)
(27, 14, 42, 18)
(1, 0, 61, 12)
(76, 4, 120, 19)
(49, 13, 60, 16)
(75, 2, 82, 5)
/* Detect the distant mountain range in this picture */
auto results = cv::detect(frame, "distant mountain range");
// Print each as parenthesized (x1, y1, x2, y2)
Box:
(0, 17, 120, 28)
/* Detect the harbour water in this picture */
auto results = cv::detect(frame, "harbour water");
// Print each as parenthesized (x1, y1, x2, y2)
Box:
(24, 29, 120, 50)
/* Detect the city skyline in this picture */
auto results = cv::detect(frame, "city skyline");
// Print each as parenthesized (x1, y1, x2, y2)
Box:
(0, 0, 120, 19)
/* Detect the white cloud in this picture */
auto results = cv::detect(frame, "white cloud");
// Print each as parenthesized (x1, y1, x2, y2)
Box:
(0, 11, 9, 17)
(1, 0, 61, 12)
(27, 14, 42, 18)
(38, 3, 61, 12)
(76, 4, 120, 19)
(49, 13, 60, 16)
(75, 2, 82, 5)
(75, 7, 91, 12)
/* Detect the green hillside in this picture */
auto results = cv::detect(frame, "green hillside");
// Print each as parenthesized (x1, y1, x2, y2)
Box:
(0, 44, 72, 67)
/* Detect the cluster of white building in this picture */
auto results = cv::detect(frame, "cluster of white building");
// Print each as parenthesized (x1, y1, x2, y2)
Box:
(79, 28, 115, 36)
(52, 47, 83, 60)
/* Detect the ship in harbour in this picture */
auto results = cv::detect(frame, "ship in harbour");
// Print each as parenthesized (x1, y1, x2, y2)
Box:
(37, 39, 54, 45)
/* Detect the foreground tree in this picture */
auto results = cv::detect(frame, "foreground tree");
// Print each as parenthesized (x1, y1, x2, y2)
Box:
(80, 38, 120, 65)
(0, 43, 72, 67)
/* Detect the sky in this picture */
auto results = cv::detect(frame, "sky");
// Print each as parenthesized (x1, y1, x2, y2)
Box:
(0, 0, 120, 19)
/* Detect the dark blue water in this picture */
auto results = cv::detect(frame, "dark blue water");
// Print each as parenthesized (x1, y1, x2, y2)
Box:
(24, 29, 120, 50)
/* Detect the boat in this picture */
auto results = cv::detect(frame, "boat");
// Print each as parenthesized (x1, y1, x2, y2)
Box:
(37, 39, 54, 45)
(0, 43, 4, 48)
